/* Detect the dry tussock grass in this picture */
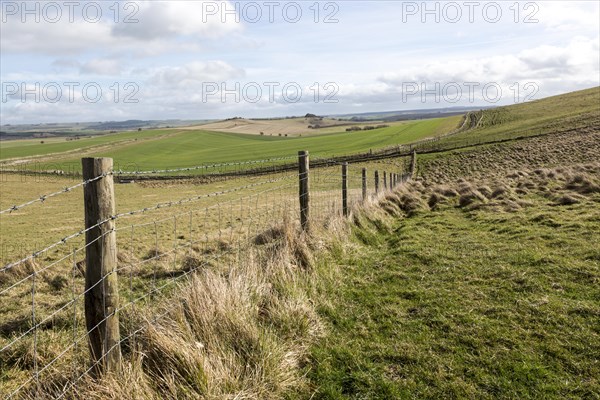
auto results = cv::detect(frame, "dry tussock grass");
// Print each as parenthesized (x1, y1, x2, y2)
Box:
(420, 129, 600, 184)
(0, 259, 39, 286)
(4, 141, 598, 398)
(372, 162, 600, 217)
(79, 158, 596, 399)
(9, 217, 341, 399)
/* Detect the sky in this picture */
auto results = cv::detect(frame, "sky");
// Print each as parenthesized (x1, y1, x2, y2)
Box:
(1, 0, 599, 124)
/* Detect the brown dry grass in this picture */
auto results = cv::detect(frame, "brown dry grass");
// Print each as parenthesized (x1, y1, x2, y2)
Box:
(390, 163, 600, 215)
(3, 215, 350, 399)
(419, 129, 600, 184)
(4, 123, 597, 397)
(181, 117, 403, 137)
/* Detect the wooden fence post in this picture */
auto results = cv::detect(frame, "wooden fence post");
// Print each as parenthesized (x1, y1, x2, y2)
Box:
(342, 162, 348, 216)
(383, 171, 387, 190)
(410, 150, 417, 178)
(361, 168, 367, 202)
(375, 171, 380, 194)
(298, 151, 310, 232)
(81, 157, 121, 376)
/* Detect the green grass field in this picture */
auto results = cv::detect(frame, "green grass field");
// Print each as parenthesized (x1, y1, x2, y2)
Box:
(0, 129, 177, 160)
(433, 87, 600, 149)
(0, 117, 460, 172)
(308, 160, 600, 399)
(2, 87, 598, 175)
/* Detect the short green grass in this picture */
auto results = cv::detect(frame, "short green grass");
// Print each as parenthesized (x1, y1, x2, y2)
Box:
(433, 86, 600, 149)
(0, 129, 178, 160)
(3, 87, 598, 173)
(0, 117, 460, 172)
(308, 190, 599, 398)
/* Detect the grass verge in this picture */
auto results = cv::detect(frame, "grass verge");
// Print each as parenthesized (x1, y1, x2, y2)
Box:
(307, 163, 600, 399)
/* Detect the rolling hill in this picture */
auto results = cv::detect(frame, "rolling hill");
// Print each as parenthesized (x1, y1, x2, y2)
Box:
(1, 87, 599, 399)
(0, 116, 461, 172)
(1, 87, 598, 175)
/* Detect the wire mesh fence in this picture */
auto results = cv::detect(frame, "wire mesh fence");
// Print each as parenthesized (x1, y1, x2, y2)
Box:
(0, 151, 412, 398)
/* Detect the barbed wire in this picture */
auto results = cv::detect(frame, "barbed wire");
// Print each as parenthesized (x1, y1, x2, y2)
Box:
(1, 151, 414, 399)
(0, 174, 296, 275)
(113, 203, 280, 278)
(2, 202, 275, 354)
(57, 233, 278, 398)
(110, 175, 296, 223)
(114, 156, 296, 176)
(0, 171, 112, 215)
(0, 229, 109, 297)
(0, 219, 109, 276)
(5, 212, 284, 400)
(114, 182, 295, 232)
(0, 157, 300, 217)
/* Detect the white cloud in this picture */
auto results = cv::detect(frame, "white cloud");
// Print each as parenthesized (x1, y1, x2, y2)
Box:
(51, 58, 80, 71)
(111, 1, 240, 40)
(0, 17, 116, 55)
(0, 1, 241, 56)
(80, 59, 122, 76)
(148, 61, 246, 89)
(1, 1, 598, 123)
(537, 1, 600, 32)
(378, 36, 599, 89)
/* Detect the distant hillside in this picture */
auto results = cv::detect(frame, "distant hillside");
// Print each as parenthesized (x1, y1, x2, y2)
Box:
(331, 106, 491, 122)
(182, 116, 390, 136)
(433, 86, 600, 148)
(0, 119, 211, 140)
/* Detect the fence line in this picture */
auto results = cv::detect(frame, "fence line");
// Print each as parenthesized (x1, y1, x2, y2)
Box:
(0, 175, 297, 276)
(114, 155, 297, 176)
(2, 115, 530, 218)
(2, 113, 593, 185)
(0, 150, 413, 398)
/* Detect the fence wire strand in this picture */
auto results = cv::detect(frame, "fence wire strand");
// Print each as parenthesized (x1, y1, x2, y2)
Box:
(1, 152, 413, 399)
(0, 172, 112, 215)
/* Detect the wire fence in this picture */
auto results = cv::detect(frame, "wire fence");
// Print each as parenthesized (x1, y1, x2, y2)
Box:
(0, 151, 412, 399)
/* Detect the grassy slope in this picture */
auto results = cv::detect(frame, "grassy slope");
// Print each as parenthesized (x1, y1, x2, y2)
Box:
(0, 129, 176, 160)
(0, 117, 460, 170)
(418, 129, 600, 184)
(436, 86, 600, 148)
(98, 118, 456, 168)
(194, 116, 371, 136)
(309, 168, 600, 399)
(306, 101, 600, 398)
(2, 87, 598, 168)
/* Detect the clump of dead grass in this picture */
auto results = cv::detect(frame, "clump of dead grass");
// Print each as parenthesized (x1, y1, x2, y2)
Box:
(458, 186, 487, 208)
(564, 174, 600, 194)
(383, 162, 600, 215)
(26, 216, 330, 400)
(0, 259, 38, 286)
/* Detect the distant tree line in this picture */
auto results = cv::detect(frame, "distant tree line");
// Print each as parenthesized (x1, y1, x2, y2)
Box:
(346, 124, 389, 132)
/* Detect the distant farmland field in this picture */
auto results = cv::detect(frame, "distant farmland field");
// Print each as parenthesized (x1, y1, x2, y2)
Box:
(0, 116, 461, 172)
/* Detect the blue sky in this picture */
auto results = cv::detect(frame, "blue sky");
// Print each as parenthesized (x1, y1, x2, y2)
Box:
(1, 0, 599, 124)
